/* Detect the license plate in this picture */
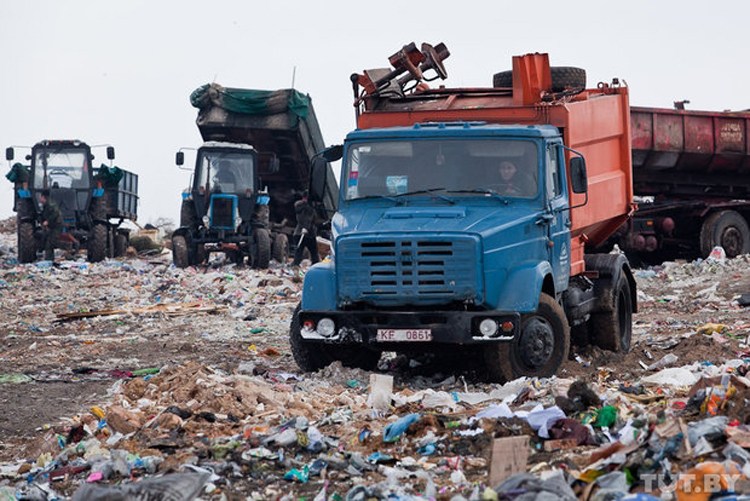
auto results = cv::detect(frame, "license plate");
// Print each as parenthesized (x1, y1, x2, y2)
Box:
(376, 329, 432, 342)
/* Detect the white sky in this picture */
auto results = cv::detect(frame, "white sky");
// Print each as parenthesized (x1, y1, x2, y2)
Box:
(2, 1, 747, 225)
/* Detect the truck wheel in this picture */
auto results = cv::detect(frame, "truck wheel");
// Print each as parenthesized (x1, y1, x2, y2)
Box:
(289, 304, 332, 372)
(88, 224, 107, 263)
(180, 201, 197, 229)
(590, 273, 632, 352)
(484, 293, 570, 383)
(272, 233, 289, 264)
(700, 210, 750, 258)
(114, 233, 128, 257)
(172, 235, 189, 268)
(17, 221, 37, 263)
(492, 67, 586, 92)
(253, 228, 271, 269)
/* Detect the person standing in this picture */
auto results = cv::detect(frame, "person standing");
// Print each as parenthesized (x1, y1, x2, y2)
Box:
(39, 189, 62, 261)
(292, 191, 320, 266)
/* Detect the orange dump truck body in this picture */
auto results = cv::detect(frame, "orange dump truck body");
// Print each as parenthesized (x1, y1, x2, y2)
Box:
(355, 53, 634, 276)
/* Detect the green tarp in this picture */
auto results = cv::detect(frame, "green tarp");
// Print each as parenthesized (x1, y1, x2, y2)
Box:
(94, 164, 124, 187)
(5, 163, 30, 184)
(190, 84, 310, 119)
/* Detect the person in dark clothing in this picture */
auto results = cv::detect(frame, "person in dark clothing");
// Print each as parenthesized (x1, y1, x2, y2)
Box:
(39, 190, 63, 261)
(292, 191, 320, 266)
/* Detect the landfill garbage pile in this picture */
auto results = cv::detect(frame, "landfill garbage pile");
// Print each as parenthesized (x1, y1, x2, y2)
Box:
(1, 213, 750, 499)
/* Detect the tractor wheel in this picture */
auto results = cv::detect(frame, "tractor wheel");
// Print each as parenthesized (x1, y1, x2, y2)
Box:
(700, 210, 750, 258)
(493, 66, 586, 92)
(272, 233, 289, 264)
(114, 233, 128, 258)
(17, 221, 37, 263)
(484, 293, 570, 383)
(172, 235, 189, 268)
(289, 304, 332, 372)
(88, 224, 108, 263)
(590, 273, 633, 352)
(253, 228, 271, 269)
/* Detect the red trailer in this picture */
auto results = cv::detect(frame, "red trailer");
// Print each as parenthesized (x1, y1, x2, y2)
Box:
(614, 106, 750, 260)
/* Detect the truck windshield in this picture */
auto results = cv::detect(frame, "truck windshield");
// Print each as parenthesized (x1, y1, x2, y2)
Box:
(196, 150, 255, 194)
(32, 148, 89, 190)
(344, 139, 538, 200)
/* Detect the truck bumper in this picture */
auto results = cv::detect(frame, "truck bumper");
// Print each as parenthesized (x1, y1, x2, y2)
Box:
(298, 309, 521, 347)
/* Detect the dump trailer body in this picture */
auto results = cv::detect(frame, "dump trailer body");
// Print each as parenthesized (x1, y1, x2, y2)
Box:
(631, 106, 750, 197)
(191, 85, 337, 230)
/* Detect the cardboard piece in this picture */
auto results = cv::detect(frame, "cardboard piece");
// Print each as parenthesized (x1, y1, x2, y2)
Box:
(489, 435, 530, 485)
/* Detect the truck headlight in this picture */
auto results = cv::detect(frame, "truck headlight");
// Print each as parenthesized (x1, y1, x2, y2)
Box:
(479, 318, 499, 337)
(317, 318, 336, 337)
(202, 215, 210, 226)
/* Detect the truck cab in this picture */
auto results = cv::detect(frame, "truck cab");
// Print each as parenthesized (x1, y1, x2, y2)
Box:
(173, 141, 272, 268)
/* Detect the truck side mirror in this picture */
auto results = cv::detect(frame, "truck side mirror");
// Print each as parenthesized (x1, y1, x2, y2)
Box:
(570, 156, 588, 194)
(320, 145, 343, 163)
(5, 147, 14, 161)
(176, 151, 184, 166)
(106, 146, 115, 160)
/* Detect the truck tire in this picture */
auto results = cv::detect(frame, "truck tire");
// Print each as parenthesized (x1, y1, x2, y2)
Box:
(114, 233, 128, 257)
(492, 67, 586, 92)
(289, 304, 332, 372)
(253, 228, 271, 269)
(17, 221, 37, 263)
(180, 201, 197, 229)
(590, 273, 632, 352)
(484, 293, 570, 383)
(88, 224, 107, 263)
(700, 210, 750, 258)
(172, 235, 189, 268)
(272, 233, 289, 264)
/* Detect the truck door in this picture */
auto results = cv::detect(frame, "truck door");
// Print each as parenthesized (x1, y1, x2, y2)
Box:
(544, 142, 571, 292)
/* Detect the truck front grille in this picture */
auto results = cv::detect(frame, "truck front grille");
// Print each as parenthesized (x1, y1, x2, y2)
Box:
(337, 234, 482, 306)
(209, 196, 235, 230)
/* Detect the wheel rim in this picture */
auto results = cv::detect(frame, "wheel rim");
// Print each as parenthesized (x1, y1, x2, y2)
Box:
(518, 317, 555, 369)
(721, 227, 743, 257)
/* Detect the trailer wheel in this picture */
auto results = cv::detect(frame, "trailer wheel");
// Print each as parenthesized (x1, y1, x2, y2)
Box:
(700, 210, 750, 258)
(172, 235, 189, 268)
(88, 224, 108, 263)
(590, 273, 632, 352)
(289, 303, 332, 372)
(272, 233, 289, 264)
(492, 67, 586, 92)
(114, 233, 128, 257)
(17, 221, 37, 263)
(253, 228, 271, 269)
(484, 293, 570, 383)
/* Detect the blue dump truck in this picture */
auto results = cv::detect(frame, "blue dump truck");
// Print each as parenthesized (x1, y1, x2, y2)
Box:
(172, 85, 338, 268)
(290, 43, 637, 382)
(6, 140, 138, 263)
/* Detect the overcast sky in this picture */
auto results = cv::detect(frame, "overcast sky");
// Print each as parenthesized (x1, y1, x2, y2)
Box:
(1, 1, 747, 225)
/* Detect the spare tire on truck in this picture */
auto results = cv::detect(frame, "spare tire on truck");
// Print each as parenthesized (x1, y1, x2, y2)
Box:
(493, 67, 586, 92)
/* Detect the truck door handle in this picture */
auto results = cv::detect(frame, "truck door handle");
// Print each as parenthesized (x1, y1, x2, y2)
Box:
(535, 214, 554, 225)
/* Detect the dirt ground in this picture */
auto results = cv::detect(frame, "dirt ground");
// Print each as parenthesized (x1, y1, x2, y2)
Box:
(1, 223, 750, 496)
